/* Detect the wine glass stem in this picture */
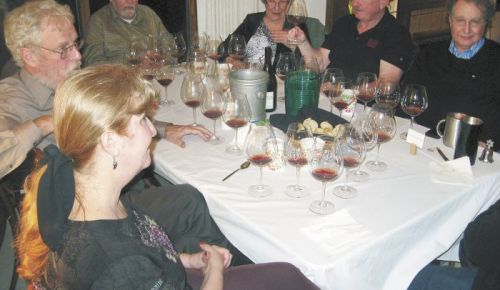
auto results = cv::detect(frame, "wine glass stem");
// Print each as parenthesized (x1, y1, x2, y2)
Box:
(376, 144, 381, 163)
(234, 128, 239, 146)
(258, 166, 264, 187)
(338, 109, 343, 118)
(212, 119, 217, 137)
(192, 108, 197, 125)
(410, 116, 415, 129)
(363, 103, 367, 111)
(295, 167, 301, 187)
(344, 170, 349, 188)
(320, 181, 327, 207)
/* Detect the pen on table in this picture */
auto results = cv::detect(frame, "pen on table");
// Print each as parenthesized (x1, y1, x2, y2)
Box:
(436, 147, 449, 161)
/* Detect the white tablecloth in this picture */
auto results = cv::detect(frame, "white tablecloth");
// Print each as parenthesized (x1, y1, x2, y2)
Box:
(152, 74, 500, 290)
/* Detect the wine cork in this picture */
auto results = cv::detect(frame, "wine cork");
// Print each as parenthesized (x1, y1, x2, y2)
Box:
(409, 143, 417, 155)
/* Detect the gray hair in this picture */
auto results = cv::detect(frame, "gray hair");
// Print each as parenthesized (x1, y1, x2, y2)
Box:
(447, 0, 495, 27)
(4, 0, 74, 66)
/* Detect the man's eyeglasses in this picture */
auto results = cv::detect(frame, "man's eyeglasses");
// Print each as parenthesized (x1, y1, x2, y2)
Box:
(267, 0, 289, 8)
(451, 16, 485, 29)
(35, 40, 83, 59)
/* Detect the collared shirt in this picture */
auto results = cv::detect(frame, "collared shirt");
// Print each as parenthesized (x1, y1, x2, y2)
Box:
(0, 69, 55, 178)
(322, 10, 415, 81)
(448, 37, 485, 59)
(83, 4, 170, 66)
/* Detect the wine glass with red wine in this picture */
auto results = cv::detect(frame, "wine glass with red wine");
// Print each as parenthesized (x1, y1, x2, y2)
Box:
(156, 66, 176, 106)
(375, 80, 400, 116)
(222, 93, 251, 155)
(227, 34, 246, 61)
(321, 67, 344, 112)
(400, 84, 429, 139)
(332, 125, 365, 199)
(201, 87, 226, 145)
(365, 110, 396, 172)
(287, 0, 308, 45)
(284, 122, 312, 198)
(356, 72, 378, 111)
(180, 73, 205, 127)
(348, 112, 377, 182)
(330, 77, 356, 119)
(245, 124, 276, 197)
(307, 135, 343, 215)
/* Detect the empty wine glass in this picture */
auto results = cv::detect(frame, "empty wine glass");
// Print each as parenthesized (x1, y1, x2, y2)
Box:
(321, 67, 344, 112)
(330, 77, 356, 119)
(356, 72, 378, 111)
(284, 122, 312, 198)
(228, 33, 246, 61)
(332, 125, 365, 199)
(171, 32, 187, 74)
(287, 0, 308, 45)
(191, 31, 208, 53)
(216, 63, 231, 96)
(365, 110, 396, 171)
(308, 135, 343, 215)
(223, 93, 251, 155)
(400, 84, 429, 139)
(155, 66, 175, 106)
(201, 87, 226, 145)
(187, 49, 207, 76)
(375, 80, 400, 116)
(348, 112, 377, 182)
(275, 52, 297, 102)
(181, 73, 205, 127)
(245, 124, 275, 197)
(125, 38, 144, 67)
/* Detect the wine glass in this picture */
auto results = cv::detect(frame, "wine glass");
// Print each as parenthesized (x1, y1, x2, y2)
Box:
(307, 135, 343, 215)
(348, 112, 377, 182)
(180, 73, 205, 127)
(330, 77, 356, 119)
(365, 110, 396, 171)
(284, 122, 312, 198)
(375, 80, 400, 116)
(191, 31, 208, 53)
(171, 32, 187, 74)
(320, 67, 344, 112)
(223, 93, 251, 155)
(332, 125, 365, 199)
(206, 34, 224, 61)
(216, 63, 231, 96)
(297, 56, 320, 74)
(356, 72, 378, 111)
(245, 124, 275, 197)
(400, 84, 429, 139)
(201, 87, 226, 145)
(155, 65, 176, 106)
(187, 49, 207, 76)
(275, 52, 296, 102)
(125, 39, 144, 68)
(228, 34, 246, 61)
(287, 0, 308, 45)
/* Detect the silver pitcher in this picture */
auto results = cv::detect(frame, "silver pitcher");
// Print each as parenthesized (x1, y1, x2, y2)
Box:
(436, 112, 468, 148)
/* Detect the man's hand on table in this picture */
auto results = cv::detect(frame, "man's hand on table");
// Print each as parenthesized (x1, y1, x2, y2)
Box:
(164, 124, 212, 148)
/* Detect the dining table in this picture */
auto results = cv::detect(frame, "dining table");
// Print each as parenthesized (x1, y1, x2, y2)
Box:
(151, 72, 500, 290)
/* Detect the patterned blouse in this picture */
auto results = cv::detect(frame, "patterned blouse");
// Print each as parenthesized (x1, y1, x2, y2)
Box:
(39, 203, 190, 290)
(246, 21, 277, 64)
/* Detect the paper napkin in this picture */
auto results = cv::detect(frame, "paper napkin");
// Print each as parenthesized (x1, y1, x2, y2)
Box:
(429, 156, 474, 186)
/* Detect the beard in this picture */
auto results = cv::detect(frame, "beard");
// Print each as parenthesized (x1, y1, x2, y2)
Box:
(37, 59, 82, 89)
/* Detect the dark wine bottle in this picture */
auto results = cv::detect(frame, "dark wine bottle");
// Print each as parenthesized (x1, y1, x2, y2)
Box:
(263, 46, 277, 112)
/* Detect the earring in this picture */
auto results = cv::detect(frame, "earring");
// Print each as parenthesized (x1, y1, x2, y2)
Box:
(113, 156, 118, 170)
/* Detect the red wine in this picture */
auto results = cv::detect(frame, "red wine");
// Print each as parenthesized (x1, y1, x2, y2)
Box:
(203, 109, 223, 119)
(142, 74, 154, 81)
(343, 156, 359, 168)
(287, 156, 308, 167)
(225, 118, 248, 129)
(229, 54, 245, 60)
(156, 78, 173, 86)
(378, 99, 398, 109)
(357, 93, 374, 102)
(377, 131, 392, 144)
(207, 53, 221, 60)
(288, 15, 305, 26)
(333, 100, 349, 110)
(128, 58, 141, 66)
(276, 74, 286, 81)
(403, 105, 424, 116)
(312, 168, 338, 182)
(249, 154, 272, 166)
(184, 100, 201, 108)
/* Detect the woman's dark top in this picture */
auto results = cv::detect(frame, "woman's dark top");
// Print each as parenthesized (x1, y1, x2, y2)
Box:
(323, 10, 415, 81)
(42, 202, 190, 290)
(403, 39, 500, 151)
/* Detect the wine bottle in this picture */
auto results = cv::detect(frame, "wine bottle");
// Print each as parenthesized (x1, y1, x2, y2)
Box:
(263, 46, 277, 112)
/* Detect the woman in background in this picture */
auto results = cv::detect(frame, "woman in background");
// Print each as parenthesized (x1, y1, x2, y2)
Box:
(15, 64, 319, 289)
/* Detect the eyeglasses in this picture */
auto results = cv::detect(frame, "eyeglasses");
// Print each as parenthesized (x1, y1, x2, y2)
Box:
(35, 40, 83, 59)
(451, 16, 485, 29)
(267, 0, 289, 8)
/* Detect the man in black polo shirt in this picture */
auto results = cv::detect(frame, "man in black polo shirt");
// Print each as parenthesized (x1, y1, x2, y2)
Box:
(290, 0, 415, 82)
